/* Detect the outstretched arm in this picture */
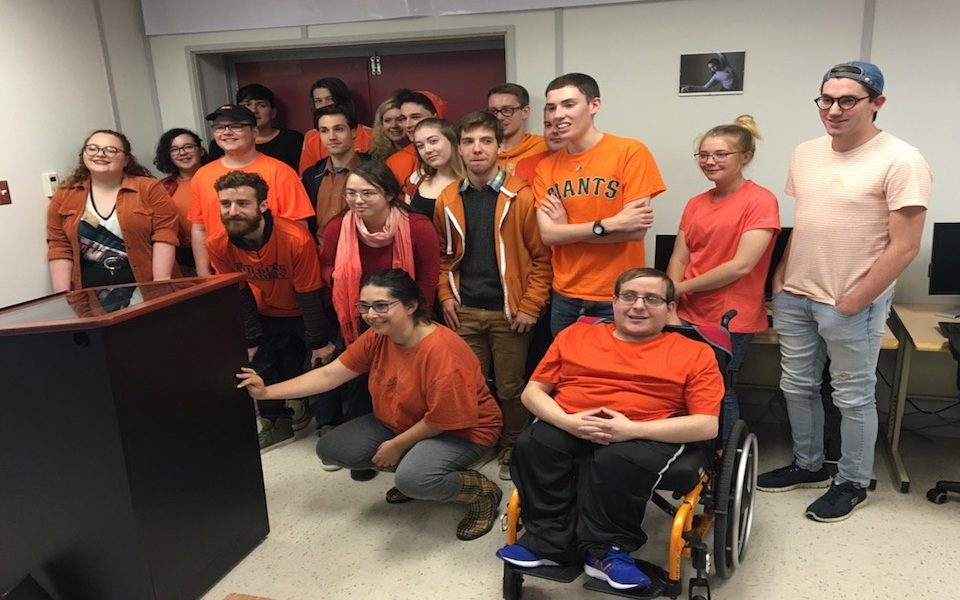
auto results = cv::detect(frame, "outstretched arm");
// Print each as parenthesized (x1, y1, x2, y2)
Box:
(237, 358, 360, 400)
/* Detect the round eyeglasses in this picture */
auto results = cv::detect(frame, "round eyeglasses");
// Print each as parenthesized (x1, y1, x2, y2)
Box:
(814, 95, 870, 110)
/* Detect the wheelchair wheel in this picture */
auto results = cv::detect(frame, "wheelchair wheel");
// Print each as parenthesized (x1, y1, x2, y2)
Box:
(713, 419, 759, 579)
(502, 566, 523, 600)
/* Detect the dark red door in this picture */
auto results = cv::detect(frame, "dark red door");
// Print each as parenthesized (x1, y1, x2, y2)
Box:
(234, 46, 506, 132)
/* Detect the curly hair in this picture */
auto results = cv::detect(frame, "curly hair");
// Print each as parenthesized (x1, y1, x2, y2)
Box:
(61, 129, 153, 189)
(153, 128, 207, 176)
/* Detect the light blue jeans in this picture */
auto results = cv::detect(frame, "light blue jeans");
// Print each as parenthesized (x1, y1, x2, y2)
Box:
(772, 289, 893, 487)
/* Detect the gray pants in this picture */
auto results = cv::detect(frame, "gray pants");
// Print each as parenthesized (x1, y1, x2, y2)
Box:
(316, 413, 491, 502)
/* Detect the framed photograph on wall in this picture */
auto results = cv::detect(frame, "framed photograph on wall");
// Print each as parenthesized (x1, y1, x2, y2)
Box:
(679, 51, 745, 95)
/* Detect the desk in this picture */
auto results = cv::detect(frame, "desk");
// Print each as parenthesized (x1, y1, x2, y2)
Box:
(886, 304, 960, 493)
(752, 324, 899, 349)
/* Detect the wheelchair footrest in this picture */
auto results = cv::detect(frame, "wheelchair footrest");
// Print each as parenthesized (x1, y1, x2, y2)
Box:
(504, 562, 583, 583)
(581, 559, 668, 599)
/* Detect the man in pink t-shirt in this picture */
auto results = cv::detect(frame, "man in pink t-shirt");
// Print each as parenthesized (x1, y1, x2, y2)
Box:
(758, 61, 932, 523)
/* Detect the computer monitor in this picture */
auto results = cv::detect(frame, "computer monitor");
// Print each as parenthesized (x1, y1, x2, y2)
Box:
(653, 234, 676, 273)
(929, 223, 960, 318)
(929, 223, 960, 295)
(765, 227, 792, 300)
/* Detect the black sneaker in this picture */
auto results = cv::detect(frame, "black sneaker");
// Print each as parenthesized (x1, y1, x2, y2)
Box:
(805, 482, 867, 522)
(259, 417, 295, 453)
(350, 469, 378, 481)
(757, 462, 831, 492)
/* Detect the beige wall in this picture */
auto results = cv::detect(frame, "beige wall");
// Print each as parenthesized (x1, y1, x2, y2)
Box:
(0, 0, 116, 308)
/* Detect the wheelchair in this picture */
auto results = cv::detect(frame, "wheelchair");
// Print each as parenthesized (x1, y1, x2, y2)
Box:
(500, 313, 759, 600)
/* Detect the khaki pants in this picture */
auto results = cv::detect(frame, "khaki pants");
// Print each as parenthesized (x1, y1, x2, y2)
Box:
(456, 305, 533, 449)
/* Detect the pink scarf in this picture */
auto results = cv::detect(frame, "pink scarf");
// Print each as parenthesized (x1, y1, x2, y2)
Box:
(332, 207, 416, 344)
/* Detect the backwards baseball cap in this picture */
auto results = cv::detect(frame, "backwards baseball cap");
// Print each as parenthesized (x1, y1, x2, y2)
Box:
(822, 61, 884, 95)
(205, 104, 257, 123)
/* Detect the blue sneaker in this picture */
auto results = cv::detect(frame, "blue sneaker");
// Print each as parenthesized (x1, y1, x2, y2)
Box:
(584, 547, 650, 590)
(496, 544, 559, 568)
(805, 482, 867, 522)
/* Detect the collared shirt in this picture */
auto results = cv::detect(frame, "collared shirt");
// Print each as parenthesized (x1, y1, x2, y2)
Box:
(315, 153, 363, 235)
(460, 168, 507, 193)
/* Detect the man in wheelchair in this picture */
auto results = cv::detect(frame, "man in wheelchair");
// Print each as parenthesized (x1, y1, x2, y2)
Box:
(495, 267, 723, 591)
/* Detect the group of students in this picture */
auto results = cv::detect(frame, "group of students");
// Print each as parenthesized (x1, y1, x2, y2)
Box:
(46, 60, 932, 591)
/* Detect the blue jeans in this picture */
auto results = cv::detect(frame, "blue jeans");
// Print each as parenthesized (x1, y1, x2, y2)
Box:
(550, 290, 614, 337)
(772, 289, 893, 487)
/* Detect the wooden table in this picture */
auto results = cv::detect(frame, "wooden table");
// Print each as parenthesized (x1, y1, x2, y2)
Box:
(886, 304, 960, 492)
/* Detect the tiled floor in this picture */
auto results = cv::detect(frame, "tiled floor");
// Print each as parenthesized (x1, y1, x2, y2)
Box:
(202, 420, 960, 600)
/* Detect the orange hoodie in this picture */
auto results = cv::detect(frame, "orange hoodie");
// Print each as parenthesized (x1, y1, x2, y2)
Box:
(498, 133, 547, 176)
(434, 173, 552, 320)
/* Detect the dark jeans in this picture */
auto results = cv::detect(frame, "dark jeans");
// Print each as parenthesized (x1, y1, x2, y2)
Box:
(311, 315, 373, 427)
(549, 290, 614, 337)
(511, 421, 683, 562)
(250, 316, 310, 421)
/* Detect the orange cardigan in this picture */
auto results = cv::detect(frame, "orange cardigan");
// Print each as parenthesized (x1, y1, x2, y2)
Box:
(46, 176, 179, 290)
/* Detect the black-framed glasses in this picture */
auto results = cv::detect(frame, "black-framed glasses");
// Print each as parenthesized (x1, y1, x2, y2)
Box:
(344, 189, 381, 200)
(83, 144, 124, 157)
(211, 122, 252, 133)
(355, 300, 400, 314)
(694, 150, 743, 162)
(814, 95, 870, 110)
(169, 143, 200, 155)
(487, 106, 523, 117)
(615, 292, 668, 307)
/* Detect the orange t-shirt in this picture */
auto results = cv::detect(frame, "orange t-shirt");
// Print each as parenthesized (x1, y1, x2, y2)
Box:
(515, 150, 551, 183)
(386, 145, 418, 186)
(532, 322, 722, 421)
(188, 154, 314, 239)
(338, 325, 502, 447)
(299, 124, 374, 175)
(498, 133, 548, 176)
(533, 133, 666, 301)
(169, 180, 193, 247)
(677, 180, 780, 333)
(206, 215, 322, 317)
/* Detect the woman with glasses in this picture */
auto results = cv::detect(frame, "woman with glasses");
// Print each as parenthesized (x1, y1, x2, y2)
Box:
(238, 268, 503, 540)
(154, 128, 207, 276)
(666, 115, 780, 439)
(369, 97, 408, 161)
(47, 129, 179, 293)
(315, 161, 439, 474)
(404, 118, 465, 218)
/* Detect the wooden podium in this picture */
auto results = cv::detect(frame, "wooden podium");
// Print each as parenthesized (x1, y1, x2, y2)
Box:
(0, 276, 269, 600)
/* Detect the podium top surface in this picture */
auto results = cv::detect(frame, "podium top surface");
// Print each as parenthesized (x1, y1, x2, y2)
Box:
(0, 275, 243, 336)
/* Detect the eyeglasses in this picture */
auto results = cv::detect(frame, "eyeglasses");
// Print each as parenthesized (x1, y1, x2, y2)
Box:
(169, 143, 200, 155)
(487, 106, 523, 117)
(355, 300, 400, 314)
(814, 95, 870, 110)
(615, 292, 668, 307)
(83, 144, 124, 157)
(695, 151, 743, 162)
(211, 122, 252, 133)
(344, 189, 381, 200)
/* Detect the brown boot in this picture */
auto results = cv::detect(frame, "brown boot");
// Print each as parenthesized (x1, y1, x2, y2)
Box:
(451, 470, 503, 540)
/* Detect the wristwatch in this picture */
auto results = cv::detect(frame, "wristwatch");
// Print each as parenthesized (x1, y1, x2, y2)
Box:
(592, 220, 607, 237)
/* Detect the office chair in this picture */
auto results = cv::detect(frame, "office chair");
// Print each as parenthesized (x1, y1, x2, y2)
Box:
(926, 324, 960, 504)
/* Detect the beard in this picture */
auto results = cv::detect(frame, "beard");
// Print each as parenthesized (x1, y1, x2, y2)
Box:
(224, 214, 261, 238)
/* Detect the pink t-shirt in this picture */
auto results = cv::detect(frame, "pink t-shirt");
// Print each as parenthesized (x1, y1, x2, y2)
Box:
(677, 180, 780, 333)
(784, 132, 931, 304)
